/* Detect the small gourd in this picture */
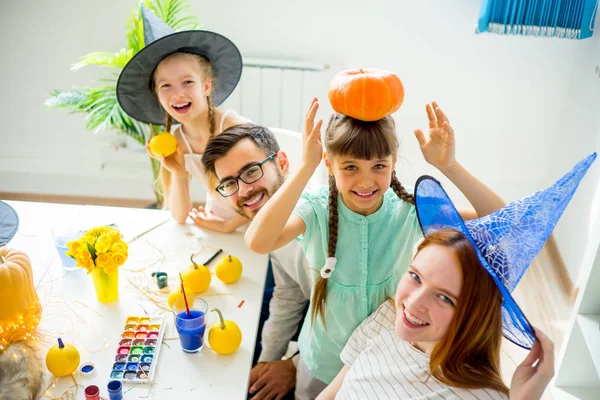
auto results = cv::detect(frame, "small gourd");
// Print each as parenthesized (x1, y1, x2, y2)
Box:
(215, 255, 243, 284)
(45, 338, 80, 377)
(180, 254, 211, 294)
(149, 132, 177, 157)
(208, 308, 242, 355)
(167, 287, 184, 310)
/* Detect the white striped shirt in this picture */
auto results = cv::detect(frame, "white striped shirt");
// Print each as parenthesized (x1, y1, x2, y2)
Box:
(337, 301, 508, 400)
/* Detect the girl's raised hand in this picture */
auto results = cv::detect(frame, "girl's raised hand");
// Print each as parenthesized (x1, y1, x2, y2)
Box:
(414, 101, 456, 171)
(303, 98, 323, 171)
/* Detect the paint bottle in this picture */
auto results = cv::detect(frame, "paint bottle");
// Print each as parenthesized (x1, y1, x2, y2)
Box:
(84, 385, 100, 400)
(107, 380, 123, 400)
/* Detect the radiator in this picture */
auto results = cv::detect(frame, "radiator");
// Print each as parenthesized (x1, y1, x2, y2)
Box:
(221, 57, 337, 133)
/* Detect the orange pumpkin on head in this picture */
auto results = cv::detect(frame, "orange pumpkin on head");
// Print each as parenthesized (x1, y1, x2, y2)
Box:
(328, 68, 404, 121)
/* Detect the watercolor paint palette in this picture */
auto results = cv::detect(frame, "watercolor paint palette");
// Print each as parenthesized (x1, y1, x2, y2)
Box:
(109, 316, 165, 383)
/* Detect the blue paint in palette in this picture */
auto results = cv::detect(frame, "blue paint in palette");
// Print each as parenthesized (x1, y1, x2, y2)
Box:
(112, 363, 125, 371)
(125, 362, 138, 371)
(141, 355, 153, 363)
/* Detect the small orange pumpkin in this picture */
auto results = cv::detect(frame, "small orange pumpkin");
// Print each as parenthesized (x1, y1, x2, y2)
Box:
(0, 247, 42, 345)
(328, 68, 404, 121)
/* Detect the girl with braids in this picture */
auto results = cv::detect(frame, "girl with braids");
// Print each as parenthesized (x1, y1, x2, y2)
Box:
(117, 5, 250, 232)
(246, 89, 505, 398)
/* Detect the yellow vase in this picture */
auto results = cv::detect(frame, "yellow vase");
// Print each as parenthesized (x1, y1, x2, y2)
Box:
(91, 268, 119, 303)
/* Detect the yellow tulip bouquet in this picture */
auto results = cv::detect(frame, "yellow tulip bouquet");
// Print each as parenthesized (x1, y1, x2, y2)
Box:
(66, 226, 128, 274)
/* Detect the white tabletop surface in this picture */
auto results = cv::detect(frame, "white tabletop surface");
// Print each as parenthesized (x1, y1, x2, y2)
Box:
(5, 200, 268, 400)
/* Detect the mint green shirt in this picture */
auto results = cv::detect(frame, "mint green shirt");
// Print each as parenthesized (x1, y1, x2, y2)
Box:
(293, 185, 423, 384)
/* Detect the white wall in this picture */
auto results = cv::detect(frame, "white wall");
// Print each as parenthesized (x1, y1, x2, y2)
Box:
(0, 0, 159, 199)
(548, 28, 600, 284)
(1, 0, 599, 280)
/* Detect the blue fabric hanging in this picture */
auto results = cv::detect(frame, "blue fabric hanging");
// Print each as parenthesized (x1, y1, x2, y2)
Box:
(477, 0, 598, 39)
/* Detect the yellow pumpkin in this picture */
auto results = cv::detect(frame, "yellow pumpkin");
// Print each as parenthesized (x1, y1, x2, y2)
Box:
(0, 247, 42, 345)
(215, 255, 243, 284)
(167, 287, 197, 311)
(208, 308, 242, 355)
(168, 288, 184, 310)
(149, 132, 177, 157)
(180, 254, 211, 294)
(46, 337, 80, 377)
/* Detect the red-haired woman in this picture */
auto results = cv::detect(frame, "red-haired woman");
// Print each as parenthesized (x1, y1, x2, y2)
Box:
(318, 229, 553, 400)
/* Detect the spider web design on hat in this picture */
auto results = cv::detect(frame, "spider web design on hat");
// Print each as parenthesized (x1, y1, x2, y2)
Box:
(415, 152, 597, 348)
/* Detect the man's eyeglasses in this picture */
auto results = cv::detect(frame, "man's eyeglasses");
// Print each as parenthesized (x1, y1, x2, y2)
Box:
(215, 153, 276, 197)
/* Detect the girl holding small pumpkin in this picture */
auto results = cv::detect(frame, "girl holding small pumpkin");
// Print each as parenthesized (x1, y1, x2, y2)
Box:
(117, 5, 250, 233)
(245, 69, 505, 398)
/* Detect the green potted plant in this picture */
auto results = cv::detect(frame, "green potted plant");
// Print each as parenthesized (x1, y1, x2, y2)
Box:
(44, 0, 202, 208)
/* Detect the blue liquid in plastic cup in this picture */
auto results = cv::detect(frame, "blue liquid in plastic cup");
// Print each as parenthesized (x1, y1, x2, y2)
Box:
(172, 296, 208, 353)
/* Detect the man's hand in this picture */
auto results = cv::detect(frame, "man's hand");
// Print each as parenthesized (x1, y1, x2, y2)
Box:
(248, 359, 296, 400)
(250, 362, 268, 389)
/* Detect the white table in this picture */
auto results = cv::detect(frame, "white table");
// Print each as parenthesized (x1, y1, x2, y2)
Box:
(5, 200, 268, 400)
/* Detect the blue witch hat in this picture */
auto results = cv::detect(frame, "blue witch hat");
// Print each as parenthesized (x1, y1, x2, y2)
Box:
(0, 201, 19, 246)
(415, 153, 597, 349)
(116, 4, 243, 125)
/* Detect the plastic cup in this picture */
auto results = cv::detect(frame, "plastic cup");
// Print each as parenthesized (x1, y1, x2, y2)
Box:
(51, 225, 81, 271)
(172, 296, 208, 353)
